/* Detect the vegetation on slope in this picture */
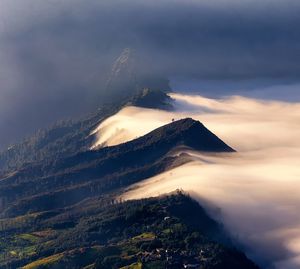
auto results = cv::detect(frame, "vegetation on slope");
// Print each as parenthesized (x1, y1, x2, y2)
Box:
(0, 89, 172, 173)
(0, 117, 233, 219)
(0, 88, 257, 269)
(0, 193, 259, 269)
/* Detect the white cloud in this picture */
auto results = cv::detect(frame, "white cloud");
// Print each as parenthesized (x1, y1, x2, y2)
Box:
(92, 93, 300, 268)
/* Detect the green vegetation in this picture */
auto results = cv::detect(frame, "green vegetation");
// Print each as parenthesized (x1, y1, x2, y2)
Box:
(0, 88, 171, 173)
(0, 118, 233, 220)
(0, 193, 259, 269)
(17, 234, 39, 244)
(0, 105, 114, 173)
(120, 262, 142, 269)
(132, 232, 156, 241)
(0, 89, 254, 268)
(22, 253, 64, 269)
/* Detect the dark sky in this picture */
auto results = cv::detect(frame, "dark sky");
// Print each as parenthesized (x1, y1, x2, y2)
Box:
(0, 0, 300, 149)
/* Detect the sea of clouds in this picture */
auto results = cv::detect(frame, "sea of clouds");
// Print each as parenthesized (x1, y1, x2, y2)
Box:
(92, 92, 300, 269)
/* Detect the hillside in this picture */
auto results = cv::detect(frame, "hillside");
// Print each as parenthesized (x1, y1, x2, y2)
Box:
(0, 118, 233, 218)
(0, 89, 171, 174)
(0, 193, 258, 269)
(0, 90, 259, 269)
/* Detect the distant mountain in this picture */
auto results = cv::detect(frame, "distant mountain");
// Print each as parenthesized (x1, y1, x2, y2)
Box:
(106, 48, 136, 94)
(106, 48, 171, 100)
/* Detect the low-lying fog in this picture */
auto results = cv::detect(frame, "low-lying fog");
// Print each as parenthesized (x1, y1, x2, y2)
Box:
(92, 93, 300, 269)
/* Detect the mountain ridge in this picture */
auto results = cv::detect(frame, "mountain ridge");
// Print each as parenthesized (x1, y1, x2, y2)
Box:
(0, 94, 259, 269)
(0, 117, 234, 218)
(0, 88, 172, 174)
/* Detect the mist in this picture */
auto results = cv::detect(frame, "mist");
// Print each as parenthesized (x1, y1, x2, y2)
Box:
(170, 78, 300, 102)
(1, 0, 300, 149)
(91, 93, 300, 268)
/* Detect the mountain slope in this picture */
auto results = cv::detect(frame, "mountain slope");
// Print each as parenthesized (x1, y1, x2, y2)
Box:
(0, 89, 172, 174)
(0, 118, 233, 218)
(0, 108, 260, 268)
(0, 193, 259, 269)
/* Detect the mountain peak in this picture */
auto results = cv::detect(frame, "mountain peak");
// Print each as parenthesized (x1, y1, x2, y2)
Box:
(0, 117, 234, 219)
(168, 117, 199, 128)
(128, 117, 235, 153)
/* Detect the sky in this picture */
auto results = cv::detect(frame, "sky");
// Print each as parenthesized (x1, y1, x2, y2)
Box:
(1, 1, 300, 267)
(90, 93, 300, 268)
(0, 0, 300, 149)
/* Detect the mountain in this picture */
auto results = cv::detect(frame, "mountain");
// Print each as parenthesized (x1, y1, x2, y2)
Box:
(0, 89, 171, 174)
(0, 89, 258, 269)
(106, 48, 136, 94)
(0, 118, 233, 218)
(127, 88, 173, 110)
(0, 192, 259, 269)
(129, 117, 234, 153)
(105, 48, 171, 100)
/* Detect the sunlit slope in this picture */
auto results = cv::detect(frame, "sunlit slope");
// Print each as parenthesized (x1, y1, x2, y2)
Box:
(0, 193, 258, 269)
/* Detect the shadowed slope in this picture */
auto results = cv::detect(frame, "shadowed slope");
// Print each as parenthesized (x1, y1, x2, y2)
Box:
(0, 118, 234, 217)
